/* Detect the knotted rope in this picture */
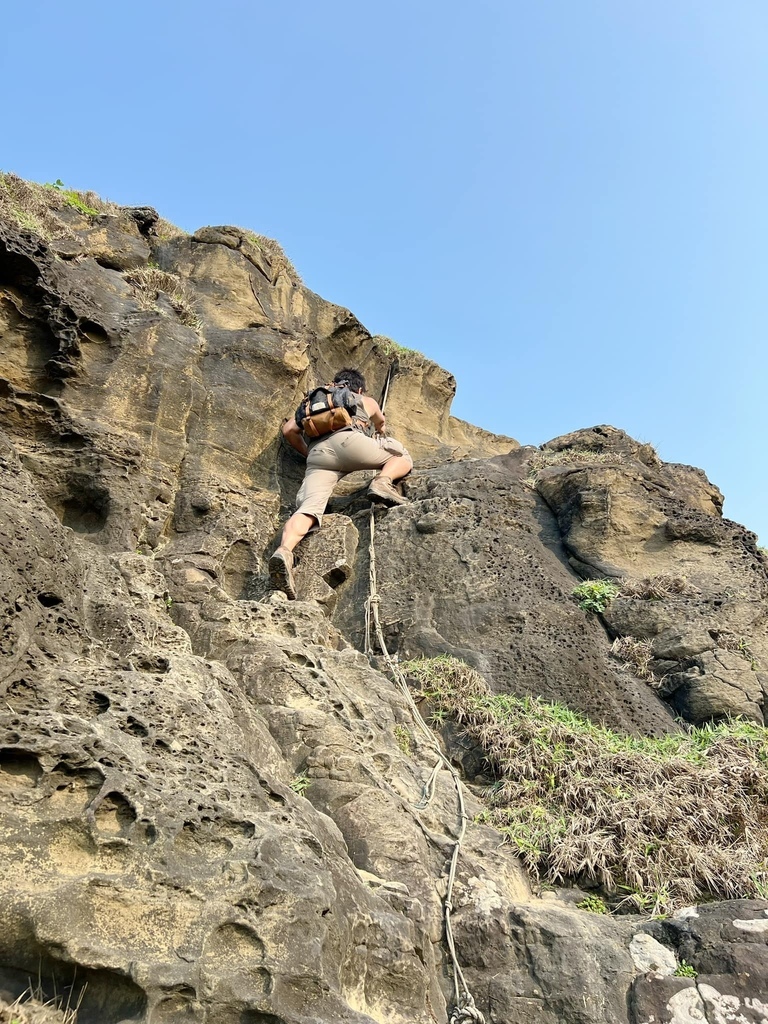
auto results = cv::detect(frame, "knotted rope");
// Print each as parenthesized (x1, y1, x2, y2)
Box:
(363, 502, 485, 1024)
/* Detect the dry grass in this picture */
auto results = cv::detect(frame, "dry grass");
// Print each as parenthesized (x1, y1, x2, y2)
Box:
(610, 636, 658, 684)
(153, 216, 186, 242)
(711, 631, 759, 668)
(372, 335, 421, 360)
(0, 173, 117, 240)
(125, 267, 202, 332)
(526, 447, 613, 485)
(619, 574, 693, 600)
(403, 654, 768, 913)
(0, 173, 72, 239)
(246, 232, 302, 283)
(0, 980, 85, 1023)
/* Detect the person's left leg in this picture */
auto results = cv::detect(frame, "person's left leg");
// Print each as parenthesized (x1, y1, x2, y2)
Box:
(278, 511, 317, 552)
(270, 462, 343, 598)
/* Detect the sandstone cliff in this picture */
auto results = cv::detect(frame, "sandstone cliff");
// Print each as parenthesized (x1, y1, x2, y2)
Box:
(1, 175, 767, 1024)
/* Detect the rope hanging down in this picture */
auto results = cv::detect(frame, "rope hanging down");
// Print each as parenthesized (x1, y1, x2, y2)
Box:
(363, 504, 486, 1024)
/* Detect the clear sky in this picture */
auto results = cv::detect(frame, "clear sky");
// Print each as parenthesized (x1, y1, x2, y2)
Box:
(3, 1, 766, 541)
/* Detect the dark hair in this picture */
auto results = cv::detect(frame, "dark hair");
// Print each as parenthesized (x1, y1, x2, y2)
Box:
(334, 368, 366, 393)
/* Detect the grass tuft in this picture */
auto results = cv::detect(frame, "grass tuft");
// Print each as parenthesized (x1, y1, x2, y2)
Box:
(3, 978, 86, 1023)
(610, 636, 658, 684)
(619, 574, 693, 600)
(528, 448, 613, 474)
(372, 335, 422, 360)
(0, 172, 72, 239)
(125, 267, 202, 332)
(0, 173, 117, 240)
(245, 232, 302, 283)
(402, 654, 768, 913)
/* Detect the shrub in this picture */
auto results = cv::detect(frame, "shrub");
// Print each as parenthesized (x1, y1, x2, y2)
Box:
(125, 267, 202, 332)
(572, 579, 620, 614)
(402, 654, 768, 913)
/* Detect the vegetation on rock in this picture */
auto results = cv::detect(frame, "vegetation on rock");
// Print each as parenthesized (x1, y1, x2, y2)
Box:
(0, 172, 115, 238)
(125, 266, 202, 332)
(619, 574, 693, 600)
(527, 447, 613, 481)
(610, 636, 658, 684)
(404, 654, 768, 913)
(372, 334, 421, 360)
(572, 579, 620, 613)
(245, 231, 302, 282)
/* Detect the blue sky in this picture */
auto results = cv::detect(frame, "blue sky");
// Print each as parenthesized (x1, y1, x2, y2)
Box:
(3, 1, 766, 541)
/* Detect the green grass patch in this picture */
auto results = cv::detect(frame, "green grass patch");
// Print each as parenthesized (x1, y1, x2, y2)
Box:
(402, 654, 768, 913)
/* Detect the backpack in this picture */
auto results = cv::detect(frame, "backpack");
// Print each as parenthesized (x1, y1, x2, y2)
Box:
(295, 382, 360, 439)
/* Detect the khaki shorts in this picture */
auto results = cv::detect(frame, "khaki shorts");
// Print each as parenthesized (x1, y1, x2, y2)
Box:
(295, 429, 411, 529)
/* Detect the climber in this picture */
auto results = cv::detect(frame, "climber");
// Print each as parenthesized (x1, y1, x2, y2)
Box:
(269, 368, 412, 599)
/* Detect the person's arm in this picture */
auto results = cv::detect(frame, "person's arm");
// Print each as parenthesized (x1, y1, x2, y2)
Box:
(361, 395, 386, 434)
(282, 417, 309, 457)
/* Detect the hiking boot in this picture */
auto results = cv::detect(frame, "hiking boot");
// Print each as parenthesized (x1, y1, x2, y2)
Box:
(269, 546, 296, 599)
(367, 475, 409, 506)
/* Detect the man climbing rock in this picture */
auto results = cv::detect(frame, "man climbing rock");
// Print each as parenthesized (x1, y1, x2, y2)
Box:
(269, 368, 413, 599)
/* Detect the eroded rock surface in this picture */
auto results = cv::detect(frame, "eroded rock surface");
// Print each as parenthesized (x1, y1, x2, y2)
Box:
(0, 199, 767, 1023)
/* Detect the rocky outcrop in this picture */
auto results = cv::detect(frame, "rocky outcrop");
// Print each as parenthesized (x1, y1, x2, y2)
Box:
(1, 185, 767, 1023)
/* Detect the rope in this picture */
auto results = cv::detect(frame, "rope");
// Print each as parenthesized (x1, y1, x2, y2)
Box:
(380, 360, 395, 413)
(364, 505, 485, 1024)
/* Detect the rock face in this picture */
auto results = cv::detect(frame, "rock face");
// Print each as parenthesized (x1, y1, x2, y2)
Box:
(1, 187, 767, 1023)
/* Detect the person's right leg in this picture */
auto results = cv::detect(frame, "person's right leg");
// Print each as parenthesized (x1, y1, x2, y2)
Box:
(379, 453, 413, 482)
(325, 432, 413, 505)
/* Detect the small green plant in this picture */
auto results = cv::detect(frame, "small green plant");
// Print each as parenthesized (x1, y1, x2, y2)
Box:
(290, 773, 310, 796)
(674, 959, 697, 978)
(45, 178, 100, 216)
(576, 894, 608, 914)
(394, 724, 412, 755)
(572, 579, 620, 614)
